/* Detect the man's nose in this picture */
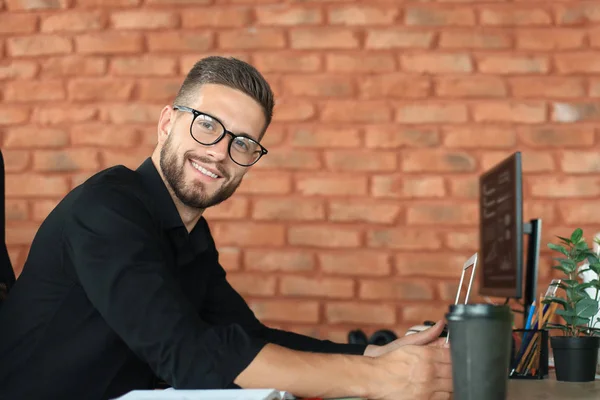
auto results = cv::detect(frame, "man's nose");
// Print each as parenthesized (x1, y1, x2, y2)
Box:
(205, 135, 229, 162)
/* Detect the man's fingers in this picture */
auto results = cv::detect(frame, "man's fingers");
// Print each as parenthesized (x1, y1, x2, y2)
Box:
(427, 337, 449, 348)
(403, 320, 445, 346)
(435, 362, 453, 379)
(431, 378, 453, 394)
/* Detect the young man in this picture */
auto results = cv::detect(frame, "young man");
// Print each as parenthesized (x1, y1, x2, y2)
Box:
(0, 57, 452, 400)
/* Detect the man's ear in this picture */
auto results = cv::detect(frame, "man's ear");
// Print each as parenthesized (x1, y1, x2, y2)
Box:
(157, 105, 174, 144)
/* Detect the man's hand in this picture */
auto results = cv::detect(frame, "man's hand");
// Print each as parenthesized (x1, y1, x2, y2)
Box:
(367, 342, 453, 400)
(364, 320, 447, 358)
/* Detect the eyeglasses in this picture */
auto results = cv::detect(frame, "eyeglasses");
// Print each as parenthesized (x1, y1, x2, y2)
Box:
(173, 105, 268, 167)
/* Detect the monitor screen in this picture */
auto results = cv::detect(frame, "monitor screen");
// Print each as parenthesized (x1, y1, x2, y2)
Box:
(479, 152, 523, 298)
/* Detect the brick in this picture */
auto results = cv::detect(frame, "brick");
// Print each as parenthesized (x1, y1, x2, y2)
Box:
(478, 55, 549, 74)
(405, 7, 475, 26)
(592, 80, 600, 97)
(5, 174, 69, 197)
(7, 35, 72, 56)
(401, 53, 473, 73)
(326, 53, 396, 73)
(289, 126, 360, 148)
(288, 225, 360, 248)
(252, 197, 325, 221)
(5, 223, 39, 246)
(510, 77, 585, 98)
(32, 105, 97, 125)
(555, 53, 600, 73)
(480, 151, 555, 173)
(137, 78, 181, 101)
(374, 176, 446, 198)
(365, 29, 434, 49)
(472, 101, 546, 123)
(367, 228, 442, 250)
(445, 230, 478, 251)
(296, 173, 368, 196)
(254, 149, 320, 170)
(555, 3, 600, 25)
(282, 75, 353, 97)
(76, 0, 139, 5)
(552, 102, 600, 123)
(560, 152, 600, 173)
(450, 177, 477, 199)
(203, 198, 249, 220)
(269, 98, 313, 122)
(6, 0, 67, 9)
(245, 250, 315, 272)
(3, 150, 30, 172)
(403, 305, 446, 324)
(290, 28, 359, 50)
(110, 56, 176, 76)
(360, 279, 434, 301)
(319, 251, 391, 276)
(40, 56, 106, 77)
(111, 10, 178, 29)
(219, 29, 285, 50)
(68, 79, 134, 101)
(0, 107, 30, 125)
(238, 171, 291, 194)
(33, 149, 100, 172)
(439, 31, 511, 49)
(71, 124, 139, 147)
(256, 6, 321, 25)
(4, 127, 69, 148)
(396, 103, 468, 123)
(519, 126, 595, 147)
(217, 247, 241, 272)
(100, 147, 154, 170)
(395, 253, 469, 277)
(252, 52, 321, 72)
(530, 177, 600, 198)
(360, 74, 430, 98)
(6, 200, 28, 221)
(365, 127, 439, 148)
(8, 247, 25, 277)
(182, 7, 251, 28)
(146, 0, 207, 4)
(329, 5, 399, 25)
(41, 11, 104, 32)
(516, 29, 585, 50)
(147, 32, 213, 53)
(103, 104, 161, 124)
(402, 150, 476, 172)
(443, 126, 516, 148)
(75, 32, 142, 54)
(0, 13, 37, 34)
(211, 222, 285, 246)
(480, 7, 552, 26)
(180, 53, 252, 76)
(280, 276, 354, 298)
(0, 61, 38, 80)
(71, 172, 96, 189)
(326, 303, 395, 325)
(407, 203, 478, 225)
(4, 81, 66, 102)
(592, 29, 600, 49)
(227, 273, 276, 297)
(325, 150, 396, 172)
(31, 199, 59, 221)
(250, 300, 319, 323)
(524, 202, 556, 224)
(321, 100, 391, 123)
(328, 200, 401, 224)
(560, 202, 600, 225)
(435, 76, 506, 98)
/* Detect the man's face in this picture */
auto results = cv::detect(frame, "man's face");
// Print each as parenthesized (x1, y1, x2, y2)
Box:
(157, 83, 266, 210)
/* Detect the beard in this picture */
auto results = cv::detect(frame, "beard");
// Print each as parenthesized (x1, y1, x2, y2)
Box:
(159, 134, 242, 209)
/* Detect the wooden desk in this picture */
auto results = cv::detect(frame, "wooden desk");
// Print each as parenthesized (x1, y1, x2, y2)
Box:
(508, 378, 600, 399)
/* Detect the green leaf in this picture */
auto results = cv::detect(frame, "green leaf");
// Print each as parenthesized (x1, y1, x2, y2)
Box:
(576, 298, 599, 319)
(576, 241, 590, 250)
(544, 296, 568, 308)
(548, 243, 569, 256)
(544, 323, 568, 332)
(556, 308, 576, 318)
(571, 228, 583, 244)
(557, 236, 572, 244)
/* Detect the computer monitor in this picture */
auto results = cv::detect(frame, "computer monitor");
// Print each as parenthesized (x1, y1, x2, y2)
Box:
(478, 152, 541, 324)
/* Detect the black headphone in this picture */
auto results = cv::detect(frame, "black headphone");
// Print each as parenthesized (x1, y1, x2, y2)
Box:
(347, 329, 398, 346)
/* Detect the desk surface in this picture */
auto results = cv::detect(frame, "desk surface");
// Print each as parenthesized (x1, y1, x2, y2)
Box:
(508, 377, 600, 399)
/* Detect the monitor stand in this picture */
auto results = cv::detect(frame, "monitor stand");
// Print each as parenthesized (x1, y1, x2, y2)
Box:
(523, 218, 542, 327)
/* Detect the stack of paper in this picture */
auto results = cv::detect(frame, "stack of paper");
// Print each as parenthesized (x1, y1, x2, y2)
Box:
(115, 389, 291, 400)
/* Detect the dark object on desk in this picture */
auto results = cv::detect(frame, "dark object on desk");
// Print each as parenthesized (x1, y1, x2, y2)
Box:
(0, 149, 15, 308)
(347, 329, 398, 346)
(551, 336, 600, 383)
(446, 304, 513, 400)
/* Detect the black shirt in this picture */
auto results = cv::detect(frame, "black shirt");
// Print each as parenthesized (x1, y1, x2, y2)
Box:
(0, 158, 366, 400)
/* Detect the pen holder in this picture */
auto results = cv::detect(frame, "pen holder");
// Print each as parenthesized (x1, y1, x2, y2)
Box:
(509, 329, 549, 380)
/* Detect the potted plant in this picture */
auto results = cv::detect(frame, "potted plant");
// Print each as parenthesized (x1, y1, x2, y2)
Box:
(544, 228, 600, 382)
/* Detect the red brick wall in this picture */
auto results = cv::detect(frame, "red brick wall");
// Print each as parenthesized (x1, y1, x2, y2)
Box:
(1, 0, 600, 341)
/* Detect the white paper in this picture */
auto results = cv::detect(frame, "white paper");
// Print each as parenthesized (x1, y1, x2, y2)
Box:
(114, 389, 284, 400)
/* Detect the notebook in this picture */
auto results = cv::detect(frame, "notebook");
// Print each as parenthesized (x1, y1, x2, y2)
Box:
(114, 389, 294, 400)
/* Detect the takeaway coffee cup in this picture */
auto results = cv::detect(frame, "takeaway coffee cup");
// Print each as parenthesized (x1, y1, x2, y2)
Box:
(446, 304, 513, 400)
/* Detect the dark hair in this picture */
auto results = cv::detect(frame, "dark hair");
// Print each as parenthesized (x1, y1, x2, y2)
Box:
(174, 56, 275, 136)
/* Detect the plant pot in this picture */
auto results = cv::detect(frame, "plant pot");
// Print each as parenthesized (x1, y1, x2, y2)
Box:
(550, 336, 600, 382)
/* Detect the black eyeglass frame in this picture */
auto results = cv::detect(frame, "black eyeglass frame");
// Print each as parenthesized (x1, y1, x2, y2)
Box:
(173, 105, 268, 167)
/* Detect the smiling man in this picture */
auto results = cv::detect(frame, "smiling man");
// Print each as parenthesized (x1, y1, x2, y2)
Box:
(0, 57, 452, 400)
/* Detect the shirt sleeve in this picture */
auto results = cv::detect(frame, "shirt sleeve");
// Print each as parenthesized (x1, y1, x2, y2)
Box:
(64, 183, 267, 389)
(199, 239, 367, 356)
